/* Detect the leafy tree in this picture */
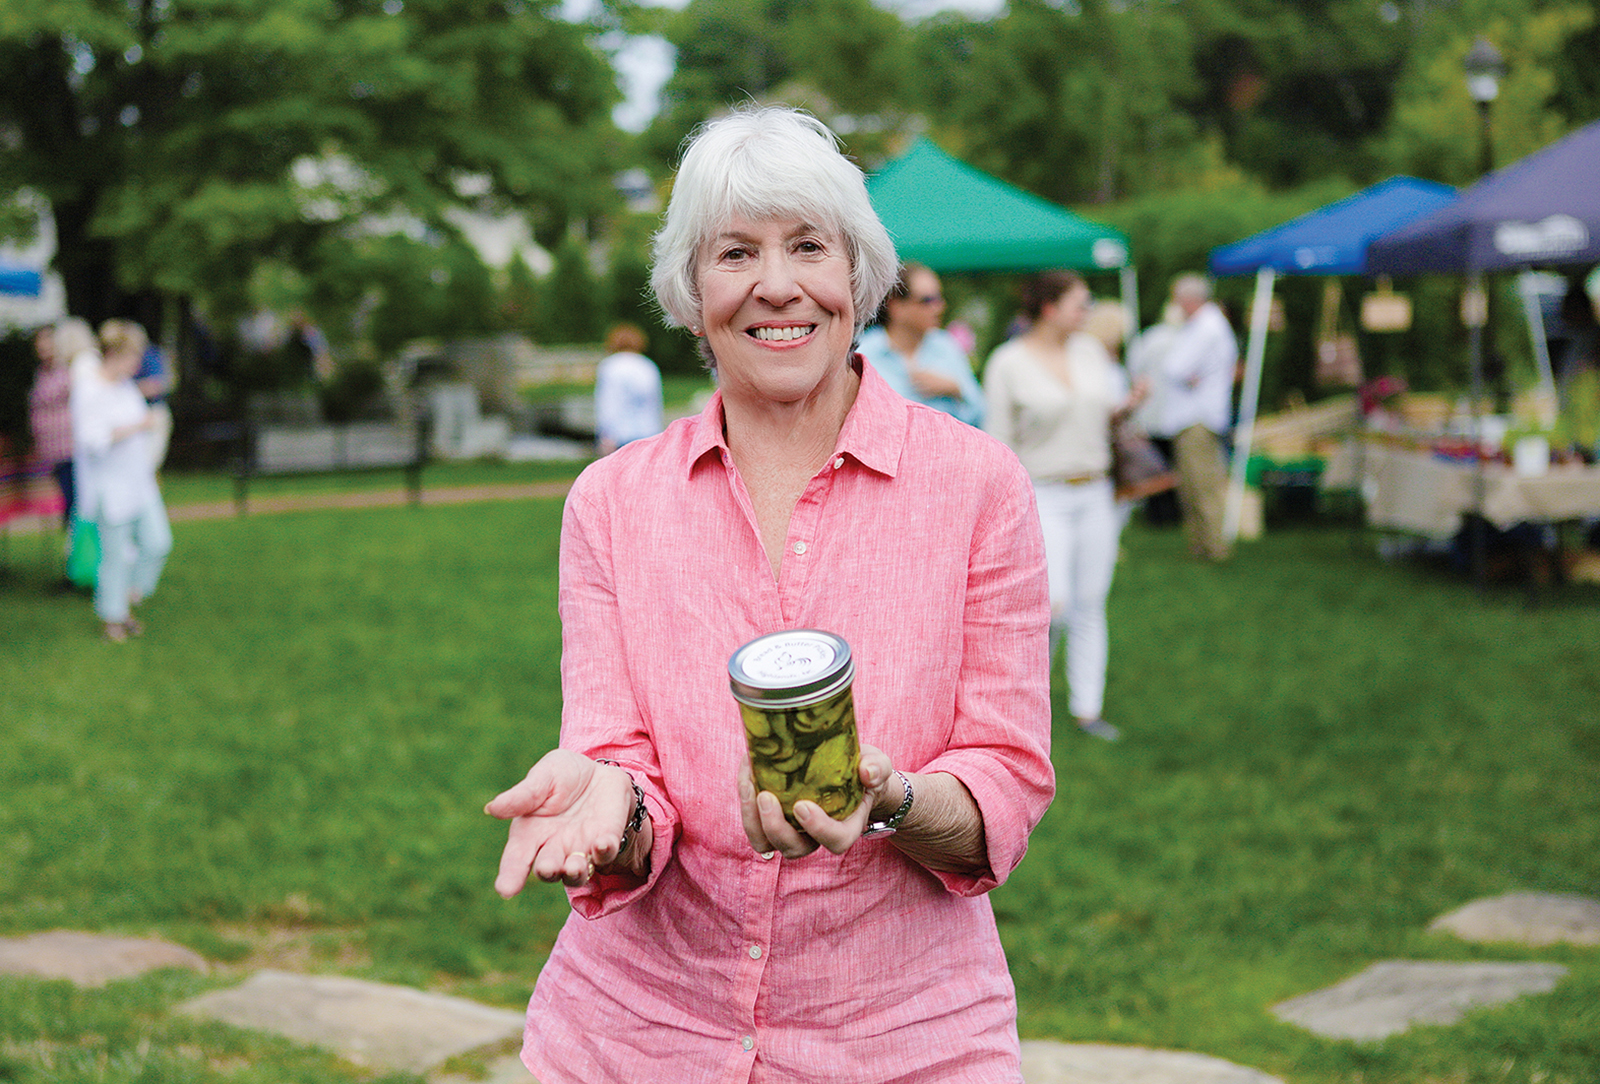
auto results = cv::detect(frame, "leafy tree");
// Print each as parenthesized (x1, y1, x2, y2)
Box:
(0, 0, 622, 357)
(538, 233, 604, 344)
(1381, 6, 1590, 184)
(1547, 0, 1600, 123)
(642, 0, 914, 172)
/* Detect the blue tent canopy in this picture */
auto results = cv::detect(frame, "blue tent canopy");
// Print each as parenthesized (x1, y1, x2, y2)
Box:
(1209, 176, 1458, 278)
(0, 263, 42, 297)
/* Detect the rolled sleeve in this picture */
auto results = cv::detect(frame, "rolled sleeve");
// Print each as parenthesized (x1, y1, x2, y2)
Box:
(921, 452, 1054, 894)
(557, 474, 683, 918)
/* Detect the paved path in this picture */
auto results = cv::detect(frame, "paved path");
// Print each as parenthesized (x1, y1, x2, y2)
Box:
(2, 478, 578, 537)
(168, 480, 577, 522)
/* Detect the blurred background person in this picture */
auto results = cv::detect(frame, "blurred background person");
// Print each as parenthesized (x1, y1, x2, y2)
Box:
(858, 261, 984, 426)
(75, 320, 172, 641)
(592, 322, 664, 454)
(132, 331, 174, 469)
(1086, 300, 1172, 517)
(1126, 300, 1185, 526)
(1148, 273, 1238, 562)
(984, 272, 1144, 742)
(27, 323, 74, 533)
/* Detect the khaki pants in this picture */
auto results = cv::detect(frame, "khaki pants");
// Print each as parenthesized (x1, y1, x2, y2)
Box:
(1174, 424, 1230, 561)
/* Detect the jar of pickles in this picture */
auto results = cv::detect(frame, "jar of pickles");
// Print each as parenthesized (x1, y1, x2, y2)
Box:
(728, 629, 863, 830)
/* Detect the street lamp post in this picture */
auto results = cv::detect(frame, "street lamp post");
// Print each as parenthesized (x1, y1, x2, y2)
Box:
(1463, 36, 1505, 176)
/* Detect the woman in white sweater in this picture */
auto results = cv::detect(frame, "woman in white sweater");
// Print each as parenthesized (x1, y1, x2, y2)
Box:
(74, 320, 172, 641)
(984, 272, 1142, 741)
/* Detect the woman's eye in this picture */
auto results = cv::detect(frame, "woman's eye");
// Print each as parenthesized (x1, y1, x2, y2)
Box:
(796, 240, 823, 254)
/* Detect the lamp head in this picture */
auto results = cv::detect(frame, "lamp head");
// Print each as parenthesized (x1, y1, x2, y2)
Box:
(1464, 36, 1506, 103)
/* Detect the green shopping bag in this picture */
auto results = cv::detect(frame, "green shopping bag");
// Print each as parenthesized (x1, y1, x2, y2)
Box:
(67, 515, 99, 589)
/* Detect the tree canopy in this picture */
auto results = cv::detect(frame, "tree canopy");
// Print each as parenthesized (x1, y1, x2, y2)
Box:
(0, 0, 623, 333)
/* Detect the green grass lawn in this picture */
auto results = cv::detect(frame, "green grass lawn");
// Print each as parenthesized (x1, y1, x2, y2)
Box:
(1, 492, 1596, 1083)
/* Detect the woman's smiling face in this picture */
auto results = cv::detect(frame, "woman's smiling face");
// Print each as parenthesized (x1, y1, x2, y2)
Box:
(697, 214, 856, 407)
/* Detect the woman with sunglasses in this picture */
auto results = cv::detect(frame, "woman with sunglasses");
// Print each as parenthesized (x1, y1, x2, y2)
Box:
(857, 261, 985, 426)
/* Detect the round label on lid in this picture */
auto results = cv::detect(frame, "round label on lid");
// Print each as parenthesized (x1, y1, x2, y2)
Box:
(728, 629, 853, 703)
(740, 634, 836, 684)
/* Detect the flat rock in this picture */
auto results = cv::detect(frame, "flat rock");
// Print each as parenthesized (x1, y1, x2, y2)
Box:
(432, 1053, 538, 1084)
(0, 930, 208, 987)
(1429, 893, 1600, 946)
(1272, 960, 1568, 1041)
(1020, 1041, 1284, 1083)
(176, 970, 524, 1073)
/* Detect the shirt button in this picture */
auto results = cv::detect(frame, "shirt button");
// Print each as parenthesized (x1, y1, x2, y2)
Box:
(792, 541, 807, 555)
(759, 850, 776, 861)
(748, 945, 763, 959)
(833, 456, 844, 469)
(740, 1035, 754, 1052)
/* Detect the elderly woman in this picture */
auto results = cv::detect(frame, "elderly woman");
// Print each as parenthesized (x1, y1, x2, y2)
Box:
(857, 261, 985, 425)
(487, 107, 1054, 1083)
(984, 273, 1144, 742)
(74, 320, 172, 640)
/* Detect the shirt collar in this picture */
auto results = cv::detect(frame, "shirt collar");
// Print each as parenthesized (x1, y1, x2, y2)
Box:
(684, 354, 908, 479)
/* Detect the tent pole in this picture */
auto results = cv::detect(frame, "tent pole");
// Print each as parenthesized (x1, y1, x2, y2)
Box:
(1225, 266, 1274, 542)
(1120, 265, 1140, 342)
(1514, 272, 1558, 404)
(1466, 269, 1488, 593)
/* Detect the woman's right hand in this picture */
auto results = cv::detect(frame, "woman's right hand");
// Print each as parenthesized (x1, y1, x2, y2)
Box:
(486, 749, 641, 896)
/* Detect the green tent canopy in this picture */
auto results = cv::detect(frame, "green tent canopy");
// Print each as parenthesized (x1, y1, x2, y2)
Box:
(866, 138, 1130, 272)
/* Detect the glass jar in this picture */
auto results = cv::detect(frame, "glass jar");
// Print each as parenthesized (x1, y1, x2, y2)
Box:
(728, 629, 863, 830)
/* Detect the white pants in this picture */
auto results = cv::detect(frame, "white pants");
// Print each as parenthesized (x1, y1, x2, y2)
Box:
(95, 495, 172, 624)
(1034, 478, 1120, 720)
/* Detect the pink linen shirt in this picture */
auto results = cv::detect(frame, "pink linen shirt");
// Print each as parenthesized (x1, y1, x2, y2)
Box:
(523, 359, 1054, 1084)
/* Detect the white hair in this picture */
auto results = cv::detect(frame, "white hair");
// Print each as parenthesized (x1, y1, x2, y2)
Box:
(650, 106, 899, 339)
(1172, 273, 1213, 305)
(53, 317, 98, 361)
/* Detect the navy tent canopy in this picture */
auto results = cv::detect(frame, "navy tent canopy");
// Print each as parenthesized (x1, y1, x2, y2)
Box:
(1369, 120, 1600, 275)
(0, 263, 41, 297)
(1210, 176, 1458, 277)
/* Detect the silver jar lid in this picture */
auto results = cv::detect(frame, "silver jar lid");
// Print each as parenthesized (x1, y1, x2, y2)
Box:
(728, 629, 854, 706)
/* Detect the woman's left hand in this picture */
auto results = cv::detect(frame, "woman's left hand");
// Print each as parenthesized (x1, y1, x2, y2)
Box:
(739, 743, 900, 858)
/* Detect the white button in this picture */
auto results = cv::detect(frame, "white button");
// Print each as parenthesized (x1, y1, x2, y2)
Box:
(748, 945, 763, 959)
(740, 1035, 754, 1051)
(792, 541, 807, 555)
(833, 456, 844, 469)
(760, 850, 776, 861)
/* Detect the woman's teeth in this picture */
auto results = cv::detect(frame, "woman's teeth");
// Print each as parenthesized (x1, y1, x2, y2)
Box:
(750, 325, 815, 341)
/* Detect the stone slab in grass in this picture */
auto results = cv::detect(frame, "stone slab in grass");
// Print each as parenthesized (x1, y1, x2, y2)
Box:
(176, 970, 524, 1074)
(0, 930, 208, 987)
(432, 1053, 538, 1084)
(1429, 892, 1600, 947)
(1019, 1041, 1284, 1083)
(1272, 960, 1568, 1041)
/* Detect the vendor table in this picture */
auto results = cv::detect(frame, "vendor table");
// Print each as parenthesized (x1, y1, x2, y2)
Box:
(1324, 438, 1600, 540)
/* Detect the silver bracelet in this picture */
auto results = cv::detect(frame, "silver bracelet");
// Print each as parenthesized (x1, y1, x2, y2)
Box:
(860, 770, 914, 838)
(595, 761, 649, 855)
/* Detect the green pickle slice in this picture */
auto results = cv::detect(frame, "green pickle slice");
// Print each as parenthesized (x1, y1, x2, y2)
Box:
(740, 689, 863, 830)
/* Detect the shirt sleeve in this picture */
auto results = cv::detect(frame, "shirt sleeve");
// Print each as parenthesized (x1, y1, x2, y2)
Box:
(932, 335, 986, 427)
(556, 469, 683, 918)
(917, 447, 1054, 895)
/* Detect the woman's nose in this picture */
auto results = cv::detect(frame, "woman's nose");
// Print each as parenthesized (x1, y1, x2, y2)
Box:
(752, 251, 801, 305)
